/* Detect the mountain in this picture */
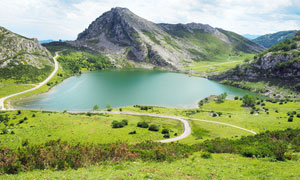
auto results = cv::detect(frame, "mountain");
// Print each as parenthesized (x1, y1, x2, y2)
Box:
(243, 34, 261, 40)
(210, 30, 300, 92)
(252, 30, 297, 48)
(67, 7, 264, 70)
(39, 40, 54, 44)
(0, 26, 54, 83)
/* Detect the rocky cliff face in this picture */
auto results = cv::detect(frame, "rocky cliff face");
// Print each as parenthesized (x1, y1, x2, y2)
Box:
(0, 27, 53, 69)
(0, 27, 54, 83)
(210, 30, 300, 84)
(68, 7, 264, 70)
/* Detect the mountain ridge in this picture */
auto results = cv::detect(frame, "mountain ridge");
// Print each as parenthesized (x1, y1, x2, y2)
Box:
(252, 30, 297, 48)
(66, 7, 265, 70)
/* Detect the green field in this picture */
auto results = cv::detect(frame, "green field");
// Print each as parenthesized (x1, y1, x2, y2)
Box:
(118, 99, 300, 136)
(2, 152, 300, 180)
(0, 83, 34, 98)
(0, 110, 183, 149)
(185, 53, 255, 74)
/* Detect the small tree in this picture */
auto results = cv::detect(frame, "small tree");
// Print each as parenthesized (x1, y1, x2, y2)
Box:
(93, 104, 99, 111)
(106, 104, 112, 111)
(216, 92, 227, 103)
(242, 95, 255, 107)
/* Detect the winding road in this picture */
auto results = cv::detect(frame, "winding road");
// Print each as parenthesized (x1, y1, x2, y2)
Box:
(104, 111, 256, 143)
(0, 52, 59, 110)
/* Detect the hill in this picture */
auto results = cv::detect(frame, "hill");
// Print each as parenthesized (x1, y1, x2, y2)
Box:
(210, 30, 300, 97)
(0, 27, 54, 83)
(65, 7, 264, 70)
(253, 30, 297, 48)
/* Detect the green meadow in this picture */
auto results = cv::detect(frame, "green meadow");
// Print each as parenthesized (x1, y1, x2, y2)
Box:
(0, 110, 182, 149)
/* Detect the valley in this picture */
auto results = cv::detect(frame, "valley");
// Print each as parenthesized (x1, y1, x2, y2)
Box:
(0, 4, 300, 180)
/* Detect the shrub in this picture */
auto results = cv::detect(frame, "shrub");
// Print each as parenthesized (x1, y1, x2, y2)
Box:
(137, 122, 149, 128)
(148, 124, 159, 132)
(297, 114, 300, 118)
(162, 129, 169, 134)
(111, 120, 125, 128)
(174, 133, 178, 136)
(288, 117, 293, 122)
(121, 120, 128, 126)
(201, 152, 212, 159)
(163, 133, 170, 138)
(234, 96, 239, 100)
(119, 108, 122, 112)
(32, 114, 36, 117)
(129, 130, 136, 134)
(17, 110, 21, 115)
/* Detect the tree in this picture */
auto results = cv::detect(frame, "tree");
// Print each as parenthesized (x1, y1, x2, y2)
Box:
(216, 92, 227, 103)
(93, 104, 99, 111)
(106, 104, 112, 111)
(242, 95, 255, 107)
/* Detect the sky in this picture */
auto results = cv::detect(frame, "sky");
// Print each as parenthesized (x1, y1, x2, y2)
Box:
(0, 0, 299, 40)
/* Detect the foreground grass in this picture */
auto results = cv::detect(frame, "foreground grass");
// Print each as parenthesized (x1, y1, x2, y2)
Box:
(2, 152, 300, 180)
(0, 110, 182, 149)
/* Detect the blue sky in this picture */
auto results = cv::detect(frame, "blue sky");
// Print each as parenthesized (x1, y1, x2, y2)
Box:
(0, 0, 299, 40)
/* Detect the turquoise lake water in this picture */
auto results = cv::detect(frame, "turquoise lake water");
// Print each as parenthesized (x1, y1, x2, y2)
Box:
(14, 69, 258, 111)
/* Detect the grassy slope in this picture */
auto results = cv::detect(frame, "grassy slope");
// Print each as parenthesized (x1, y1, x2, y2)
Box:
(0, 110, 183, 149)
(185, 53, 254, 74)
(2, 152, 300, 180)
(0, 84, 34, 98)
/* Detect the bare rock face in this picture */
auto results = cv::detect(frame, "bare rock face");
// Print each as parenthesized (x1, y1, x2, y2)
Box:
(68, 7, 265, 70)
(0, 27, 53, 69)
(210, 31, 300, 83)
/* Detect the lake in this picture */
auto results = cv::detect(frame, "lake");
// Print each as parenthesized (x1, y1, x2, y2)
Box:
(14, 69, 258, 111)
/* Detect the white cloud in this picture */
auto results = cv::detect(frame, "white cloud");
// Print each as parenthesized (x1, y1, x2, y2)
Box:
(0, 0, 299, 40)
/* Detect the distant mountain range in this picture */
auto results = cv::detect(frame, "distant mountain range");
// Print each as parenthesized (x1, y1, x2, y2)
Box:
(39, 40, 54, 44)
(0, 26, 54, 83)
(252, 30, 297, 48)
(64, 7, 264, 70)
(243, 34, 261, 40)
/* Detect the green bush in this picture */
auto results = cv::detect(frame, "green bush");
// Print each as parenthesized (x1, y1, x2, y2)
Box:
(148, 124, 159, 132)
(163, 133, 170, 138)
(201, 152, 212, 159)
(288, 117, 293, 122)
(111, 120, 127, 128)
(137, 122, 149, 128)
(161, 129, 169, 134)
(121, 120, 128, 126)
